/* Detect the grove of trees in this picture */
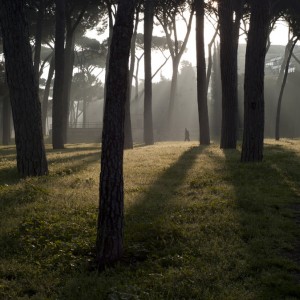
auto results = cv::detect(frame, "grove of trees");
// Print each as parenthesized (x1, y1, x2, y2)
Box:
(0, 0, 300, 268)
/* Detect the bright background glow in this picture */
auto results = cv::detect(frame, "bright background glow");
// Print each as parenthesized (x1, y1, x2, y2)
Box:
(86, 16, 291, 83)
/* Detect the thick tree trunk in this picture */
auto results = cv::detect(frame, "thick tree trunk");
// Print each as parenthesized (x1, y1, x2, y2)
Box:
(33, 0, 45, 84)
(124, 85, 133, 148)
(144, 0, 154, 145)
(2, 94, 11, 145)
(195, 0, 210, 145)
(275, 38, 298, 140)
(52, 0, 66, 149)
(241, 0, 271, 162)
(218, 0, 242, 149)
(42, 54, 55, 135)
(96, 0, 136, 270)
(0, 0, 48, 176)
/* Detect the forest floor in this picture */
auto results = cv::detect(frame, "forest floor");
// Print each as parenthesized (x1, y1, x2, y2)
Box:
(0, 140, 300, 299)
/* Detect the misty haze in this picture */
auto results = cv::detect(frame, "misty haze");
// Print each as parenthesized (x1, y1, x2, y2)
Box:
(0, 0, 300, 299)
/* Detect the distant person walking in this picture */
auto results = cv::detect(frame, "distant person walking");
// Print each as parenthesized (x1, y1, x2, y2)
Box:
(184, 128, 190, 141)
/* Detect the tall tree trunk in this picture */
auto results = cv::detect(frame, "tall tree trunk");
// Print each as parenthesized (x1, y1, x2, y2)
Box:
(42, 54, 55, 135)
(241, 0, 271, 162)
(211, 43, 222, 141)
(0, 0, 48, 176)
(195, 0, 210, 145)
(96, 0, 136, 270)
(275, 37, 298, 140)
(124, 84, 133, 148)
(2, 94, 11, 145)
(62, 32, 75, 143)
(103, 4, 115, 104)
(157, 8, 194, 139)
(52, 0, 66, 149)
(83, 99, 87, 128)
(275, 38, 293, 91)
(144, 0, 154, 145)
(124, 7, 140, 149)
(134, 54, 143, 102)
(206, 24, 220, 94)
(59, 4, 88, 143)
(33, 0, 45, 85)
(168, 58, 180, 138)
(218, 0, 243, 149)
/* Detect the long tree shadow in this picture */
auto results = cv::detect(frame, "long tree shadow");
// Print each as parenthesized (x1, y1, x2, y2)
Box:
(0, 148, 101, 212)
(1, 144, 205, 299)
(220, 144, 300, 299)
(0, 144, 100, 162)
(0, 144, 100, 156)
(123, 145, 207, 263)
(0, 147, 102, 297)
(0, 148, 100, 185)
(47, 150, 100, 165)
(46, 144, 100, 154)
(0, 145, 17, 156)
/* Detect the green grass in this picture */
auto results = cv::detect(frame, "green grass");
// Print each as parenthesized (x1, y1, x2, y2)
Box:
(0, 140, 300, 299)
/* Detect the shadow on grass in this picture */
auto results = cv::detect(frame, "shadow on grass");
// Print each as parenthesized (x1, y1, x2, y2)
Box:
(0, 180, 46, 213)
(0, 144, 100, 154)
(131, 143, 149, 149)
(46, 144, 100, 154)
(0, 167, 19, 185)
(0, 147, 100, 213)
(123, 145, 207, 263)
(58, 145, 206, 299)
(0, 145, 17, 156)
(47, 150, 100, 165)
(220, 144, 300, 299)
(0, 148, 100, 184)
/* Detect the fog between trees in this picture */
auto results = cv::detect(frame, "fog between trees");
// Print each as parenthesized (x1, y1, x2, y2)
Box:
(1, 0, 300, 267)
(1, 4, 299, 145)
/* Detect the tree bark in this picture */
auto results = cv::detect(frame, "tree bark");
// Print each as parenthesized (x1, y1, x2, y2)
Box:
(275, 37, 298, 140)
(0, 0, 48, 176)
(218, 0, 243, 149)
(52, 0, 66, 149)
(124, 95, 133, 148)
(2, 94, 11, 145)
(144, 0, 155, 145)
(195, 0, 210, 145)
(42, 54, 55, 135)
(241, 0, 271, 162)
(96, 0, 136, 270)
(103, 3, 115, 104)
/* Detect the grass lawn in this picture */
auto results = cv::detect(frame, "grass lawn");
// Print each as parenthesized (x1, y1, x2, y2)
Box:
(0, 140, 300, 299)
